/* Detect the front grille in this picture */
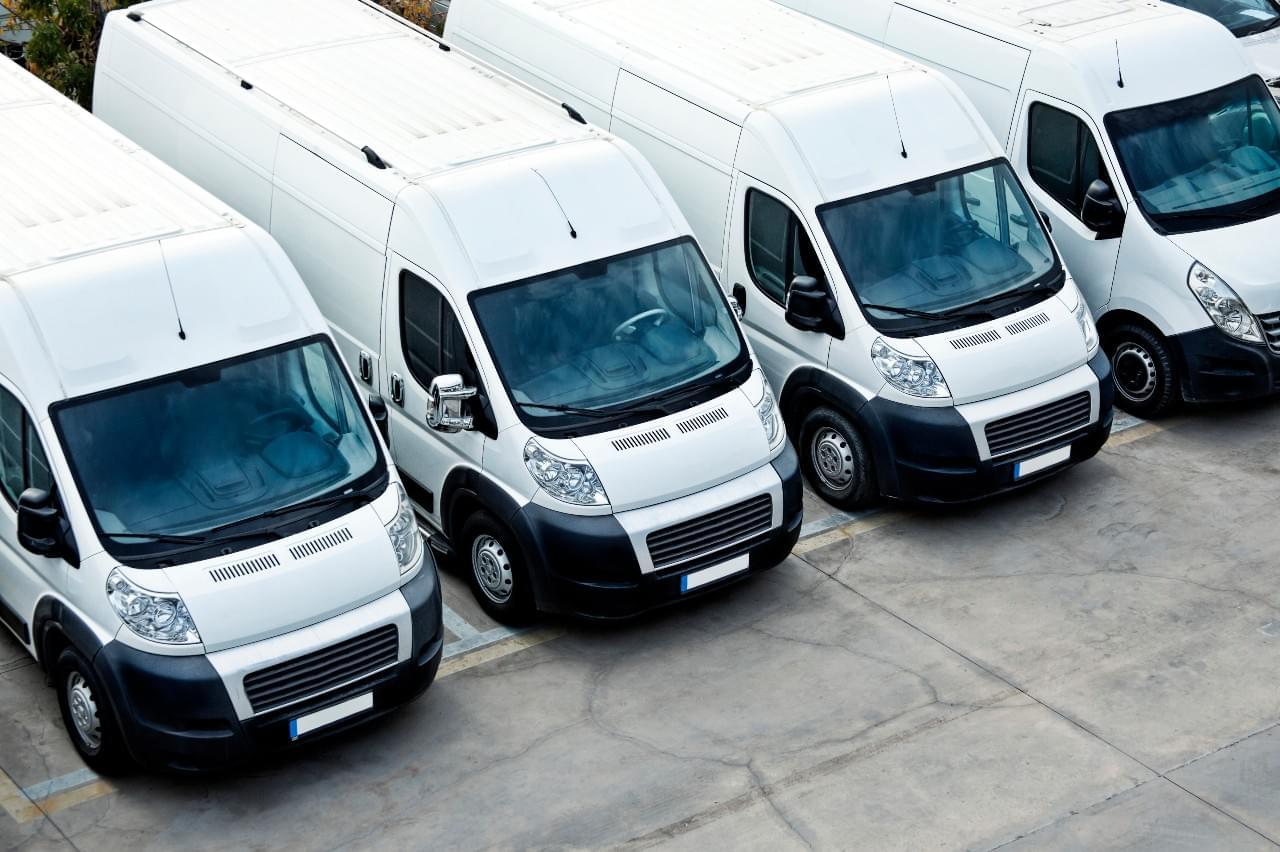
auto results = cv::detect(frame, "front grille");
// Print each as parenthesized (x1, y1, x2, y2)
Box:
(647, 494, 773, 571)
(985, 392, 1091, 457)
(243, 624, 398, 714)
(1258, 311, 1280, 353)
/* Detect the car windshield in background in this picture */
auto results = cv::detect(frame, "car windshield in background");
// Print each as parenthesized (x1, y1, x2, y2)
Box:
(1164, 0, 1280, 37)
(818, 160, 1061, 337)
(470, 238, 749, 436)
(1107, 76, 1280, 233)
(53, 338, 383, 561)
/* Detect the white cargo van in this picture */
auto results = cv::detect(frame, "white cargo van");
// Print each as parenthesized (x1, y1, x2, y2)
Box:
(0, 56, 442, 773)
(1162, 0, 1280, 86)
(96, 0, 803, 623)
(444, 0, 1113, 508)
(782, 0, 1280, 417)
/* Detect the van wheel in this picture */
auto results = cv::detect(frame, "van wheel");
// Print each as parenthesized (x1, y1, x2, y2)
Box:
(800, 407, 877, 510)
(461, 512, 536, 625)
(1106, 324, 1180, 418)
(54, 647, 132, 775)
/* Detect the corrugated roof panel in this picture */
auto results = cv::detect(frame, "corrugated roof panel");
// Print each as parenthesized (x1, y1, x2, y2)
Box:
(136, 0, 592, 178)
(0, 60, 229, 278)
(538, 0, 910, 105)
(926, 0, 1177, 42)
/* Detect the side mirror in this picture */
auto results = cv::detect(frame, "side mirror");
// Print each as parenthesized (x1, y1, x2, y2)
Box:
(1081, 179, 1125, 238)
(426, 374, 477, 433)
(18, 488, 63, 558)
(785, 276, 844, 339)
(367, 395, 390, 445)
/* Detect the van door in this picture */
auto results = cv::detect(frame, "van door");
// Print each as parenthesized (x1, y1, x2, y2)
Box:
(724, 174, 834, 389)
(0, 384, 63, 649)
(1013, 94, 1124, 311)
(381, 256, 488, 529)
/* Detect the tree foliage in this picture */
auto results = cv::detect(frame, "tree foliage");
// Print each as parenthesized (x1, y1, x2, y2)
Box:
(1, 0, 142, 106)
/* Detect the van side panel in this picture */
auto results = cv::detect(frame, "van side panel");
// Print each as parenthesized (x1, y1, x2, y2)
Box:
(883, 7, 1030, 148)
(95, 22, 278, 226)
(610, 71, 741, 272)
(795, 0, 893, 41)
(446, 0, 619, 127)
(270, 137, 393, 389)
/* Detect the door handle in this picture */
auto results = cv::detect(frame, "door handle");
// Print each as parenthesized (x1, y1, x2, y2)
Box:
(732, 283, 747, 318)
(390, 373, 405, 407)
(358, 351, 374, 385)
(1038, 210, 1053, 233)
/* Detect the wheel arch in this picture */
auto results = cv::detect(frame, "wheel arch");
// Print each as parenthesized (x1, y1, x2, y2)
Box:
(778, 367, 871, 444)
(32, 596, 105, 675)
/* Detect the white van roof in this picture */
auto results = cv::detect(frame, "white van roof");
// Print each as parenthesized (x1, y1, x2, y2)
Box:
(0, 57, 229, 278)
(129, 0, 597, 184)
(0, 57, 322, 413)
(527, 0, 914, 116)
(916, 0, 1178, 44)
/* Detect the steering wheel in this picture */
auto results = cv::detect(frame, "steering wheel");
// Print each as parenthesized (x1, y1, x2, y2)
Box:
(244, 408, 311, 447)
(612, 308, 671, 341)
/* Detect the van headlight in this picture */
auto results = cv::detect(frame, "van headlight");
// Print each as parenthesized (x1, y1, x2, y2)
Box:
(1189, 262, 1263, 343)
(524, 439, 609, 506)
(385, 483, 422, 573)
(871, 338, 950, 399)
(756, 376, 784, 448)
(106, 569, 201, 645)
(1075, 301, 1100, 355)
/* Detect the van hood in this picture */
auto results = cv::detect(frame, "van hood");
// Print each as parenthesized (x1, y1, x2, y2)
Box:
(570, 381, 772, 513)
(914, 292, 1088, 406)
(1242, 31, 1280, 81)
(157, 504, 403, 653)
(1168, 213, 1280, 315)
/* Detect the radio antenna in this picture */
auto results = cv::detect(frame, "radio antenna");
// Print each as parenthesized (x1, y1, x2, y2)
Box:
(158, 242, 188, 341)
(531, 168, 578, 239)
(886, 75, 908, 159)
(1115, 40, 1125, 89)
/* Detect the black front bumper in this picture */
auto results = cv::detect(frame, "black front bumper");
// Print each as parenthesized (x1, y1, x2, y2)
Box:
(517, 444, 804, 620)
(92, 561, 444, 773)
(861, 351, 1115, 504)
(1170, 325, 1280, 403)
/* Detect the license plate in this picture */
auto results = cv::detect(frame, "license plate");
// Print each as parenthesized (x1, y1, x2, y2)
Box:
(681, 554, 750, 593)
(289, 692, 373, 740)
(1014, 445, 1072, 480)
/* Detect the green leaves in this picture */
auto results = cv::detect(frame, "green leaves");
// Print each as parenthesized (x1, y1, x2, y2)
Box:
(2, 0, 143, 107)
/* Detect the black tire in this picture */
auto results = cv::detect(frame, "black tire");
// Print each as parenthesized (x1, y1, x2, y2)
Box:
(54, 647, 132, 775)
(461, 511, 536, 625)
(799, 407, 878, 510)
(1105, 323, 1180, 418)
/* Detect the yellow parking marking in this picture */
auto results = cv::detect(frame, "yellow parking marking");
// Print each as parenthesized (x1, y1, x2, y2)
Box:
(36, 779, 114, 816)
(1104, 419, 1167, 448)
(0, 767, 41, 824)
(439, 627, 565, 679)
(794, 511, 909, 556)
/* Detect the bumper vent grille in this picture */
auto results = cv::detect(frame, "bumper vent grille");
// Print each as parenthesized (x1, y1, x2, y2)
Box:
(1258, 311, 1280, 353)
(986, 392, 1091, 457)
(242, 624, 398, 714)
(647, 494, 772, 571)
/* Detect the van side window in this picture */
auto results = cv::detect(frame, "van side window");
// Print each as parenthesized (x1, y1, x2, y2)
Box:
(745, 189, 825, 305)
(401, 270, 474, 388)
(0, 387, 52, 507)
(1028, 103, 1112, 219)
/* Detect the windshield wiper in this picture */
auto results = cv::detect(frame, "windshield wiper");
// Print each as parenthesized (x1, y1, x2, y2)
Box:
(861, 303, 993, 322)
(101, 531, 210, 545)
(219, 488, 375, 530)
(944, 281, 1050, 315)
(521, 401, 673, 420)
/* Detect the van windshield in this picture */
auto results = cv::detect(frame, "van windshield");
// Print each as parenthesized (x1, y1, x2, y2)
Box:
(53, 338, 385, 564)
(1163, 0, 1280, 37)
(1107, 76, 1280, 233)
(469, 238, 750, 437)
(818, 160, 1062, 337)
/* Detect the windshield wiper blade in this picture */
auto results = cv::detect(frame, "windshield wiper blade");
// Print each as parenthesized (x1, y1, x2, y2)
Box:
(861, 303, 995, 322)
(101, 531, 210, 545)
(522, 401, 672, 420)
(224, 489, 373, 529)
(943, 283, 1046, 315)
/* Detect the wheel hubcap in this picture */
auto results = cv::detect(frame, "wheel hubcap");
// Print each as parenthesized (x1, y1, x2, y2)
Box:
(472, 534, 514, 605)
(1113, 342, 1158, 403)
(66, 672, 102, 751)
(811, 427, 856, 491)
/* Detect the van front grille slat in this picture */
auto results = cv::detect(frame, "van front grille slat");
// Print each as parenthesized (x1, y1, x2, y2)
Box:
(646, 494, 772, 571)
(242, 625, 398, 714)
(985, 392, 1092, 457)
(1257, 311, 1280, 353)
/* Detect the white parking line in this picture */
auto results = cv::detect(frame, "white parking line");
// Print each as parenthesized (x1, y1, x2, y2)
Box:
(441, 604, 479, 640)
(1114, 412, 1147, 433)
(445, 625, 523, 659)
(20, 768, 97, 802)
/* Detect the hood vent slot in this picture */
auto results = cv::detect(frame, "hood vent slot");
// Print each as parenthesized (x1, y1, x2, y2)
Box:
(289, 527, 353, 561)
(612, 427, 671, 451)
(1006, 312, 1050, 336)
(209, 553, 281, 584)
(950, 329, 1002, 350)
(676, 407, 729, 434)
